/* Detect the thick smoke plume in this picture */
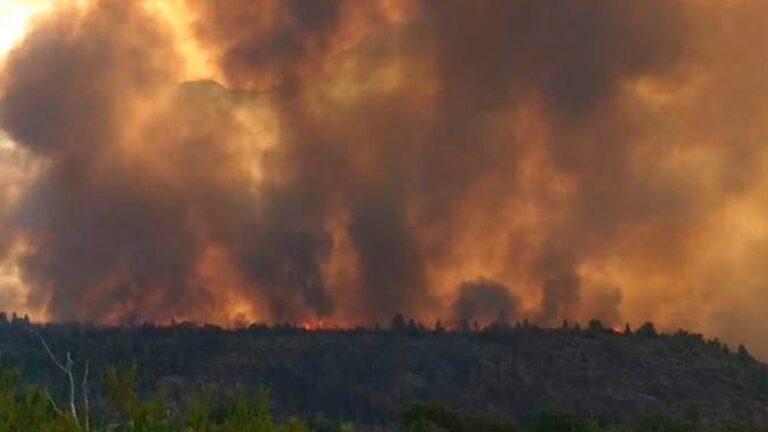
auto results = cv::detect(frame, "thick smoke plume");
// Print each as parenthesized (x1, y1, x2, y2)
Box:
(452, 279, 519, 327)
(2, 0, 768, 355)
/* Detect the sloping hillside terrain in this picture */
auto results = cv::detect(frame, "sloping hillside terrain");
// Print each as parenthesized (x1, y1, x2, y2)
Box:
(1, 320, 767, 429)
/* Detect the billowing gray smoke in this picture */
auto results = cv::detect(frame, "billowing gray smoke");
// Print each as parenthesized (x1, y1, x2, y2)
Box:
(0, 0, 690, 323)
(3, 0, 768, 357)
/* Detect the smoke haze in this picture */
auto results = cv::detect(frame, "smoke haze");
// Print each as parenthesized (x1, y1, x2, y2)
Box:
(452, 278, 519, 326)
(2, 0, 768, 355)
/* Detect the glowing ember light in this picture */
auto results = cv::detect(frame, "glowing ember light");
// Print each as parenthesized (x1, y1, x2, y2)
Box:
(0, 0, 55, 60)
(301, 319, 329, 331)
(0, 131, 13, 149)
(141, 0, 221, 82)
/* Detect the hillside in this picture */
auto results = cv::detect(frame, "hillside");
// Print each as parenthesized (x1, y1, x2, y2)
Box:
(1, 319, 767, 429)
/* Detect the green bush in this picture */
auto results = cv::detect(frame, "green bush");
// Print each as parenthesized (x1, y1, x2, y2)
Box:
(0, 365, 325, 432)
(527, 409, 601, 432)
(0, 369, 80, 432)
(401, 401, 516, 432)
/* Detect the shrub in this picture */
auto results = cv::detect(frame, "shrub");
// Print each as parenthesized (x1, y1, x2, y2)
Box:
(527, 409, 600, 432)
(636, 322, 658, 337)
(401, 401, 516, 432)
(588, 319, 605, 332)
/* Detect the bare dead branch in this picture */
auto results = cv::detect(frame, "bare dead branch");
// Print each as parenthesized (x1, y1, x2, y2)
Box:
(82, 360, 91, 432)
(32, 329, 81, 430)
(65, 352, 80, 429)
(44, 390, 64, 416)
(34, 330, 68, 373)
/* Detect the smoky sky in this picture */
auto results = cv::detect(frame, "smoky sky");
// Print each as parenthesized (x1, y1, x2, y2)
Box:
(2, 0, 768, 355)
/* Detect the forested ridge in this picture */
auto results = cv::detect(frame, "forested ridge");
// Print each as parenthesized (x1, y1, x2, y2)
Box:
(1, 315, 768, 431)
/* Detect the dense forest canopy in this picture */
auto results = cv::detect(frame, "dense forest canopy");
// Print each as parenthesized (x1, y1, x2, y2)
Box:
(1, 316, 768, 430)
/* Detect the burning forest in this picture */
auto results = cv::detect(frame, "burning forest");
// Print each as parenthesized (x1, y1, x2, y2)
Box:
(1, 0, 768, 356)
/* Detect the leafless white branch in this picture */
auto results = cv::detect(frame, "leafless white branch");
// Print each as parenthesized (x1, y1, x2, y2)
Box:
(33, 330, 81, 430)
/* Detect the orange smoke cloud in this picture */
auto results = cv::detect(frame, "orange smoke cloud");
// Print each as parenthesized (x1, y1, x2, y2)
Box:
(2, 0, 768, 356)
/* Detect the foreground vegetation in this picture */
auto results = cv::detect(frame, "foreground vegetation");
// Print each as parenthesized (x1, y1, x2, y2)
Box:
(1, 366, 340, 432)
(2, 366, 768, 432)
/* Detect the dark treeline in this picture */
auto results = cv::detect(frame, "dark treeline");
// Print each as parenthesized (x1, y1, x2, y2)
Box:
(1, 313, 768, 430)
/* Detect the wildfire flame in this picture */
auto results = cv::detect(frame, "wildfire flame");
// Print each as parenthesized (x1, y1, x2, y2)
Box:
(1, 0, 768, 358)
